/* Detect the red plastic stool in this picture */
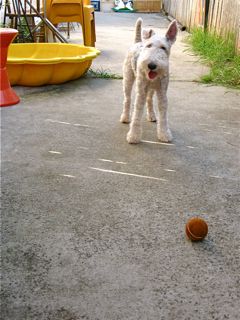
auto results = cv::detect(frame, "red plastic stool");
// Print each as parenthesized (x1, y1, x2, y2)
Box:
(0, 28, 20, 107)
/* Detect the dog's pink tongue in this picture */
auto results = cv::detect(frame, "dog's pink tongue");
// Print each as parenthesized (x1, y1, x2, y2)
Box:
(148, 71, 157, 80)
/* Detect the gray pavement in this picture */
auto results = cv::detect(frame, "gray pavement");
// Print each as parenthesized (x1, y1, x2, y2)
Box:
(1, 12, 240, 320)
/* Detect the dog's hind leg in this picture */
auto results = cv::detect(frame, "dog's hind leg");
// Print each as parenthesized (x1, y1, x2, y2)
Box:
(156, 82, 172, 142)
(120, 66, 135, 124)
(146, 89, 156, 122)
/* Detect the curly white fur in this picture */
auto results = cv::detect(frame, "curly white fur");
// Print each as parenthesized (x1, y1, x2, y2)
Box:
(120, 18, 178, 144)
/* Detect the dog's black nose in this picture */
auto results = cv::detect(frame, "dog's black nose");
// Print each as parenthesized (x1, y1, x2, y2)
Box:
(148, 63, 157, 70)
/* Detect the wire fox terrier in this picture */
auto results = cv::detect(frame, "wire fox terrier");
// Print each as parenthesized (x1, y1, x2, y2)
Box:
(120, 18, 178, 144)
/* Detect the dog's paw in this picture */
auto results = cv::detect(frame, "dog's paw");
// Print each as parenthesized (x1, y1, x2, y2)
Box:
(120, 113, 130, 124)
(147, 112, 157, 122)
(127, 127, 141, 144)
(158, 128, 173, 143)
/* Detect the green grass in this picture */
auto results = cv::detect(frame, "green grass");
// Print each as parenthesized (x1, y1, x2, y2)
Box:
(187, 28, 240, 89)
(87, 68, 123, 80)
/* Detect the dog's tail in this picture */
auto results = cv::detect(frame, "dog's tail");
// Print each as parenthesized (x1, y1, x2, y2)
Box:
(134, 18, 142, 43)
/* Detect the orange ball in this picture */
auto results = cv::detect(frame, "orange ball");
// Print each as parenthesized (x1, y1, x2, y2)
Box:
(185, 217, 208, 241)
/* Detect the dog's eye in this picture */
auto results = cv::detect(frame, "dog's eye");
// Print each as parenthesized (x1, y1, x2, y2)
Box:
(146, 44, 152, 48)
(160, 46, 167, 51)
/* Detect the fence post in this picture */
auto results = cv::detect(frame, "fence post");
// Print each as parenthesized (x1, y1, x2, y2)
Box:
(204, 0, 210, 32)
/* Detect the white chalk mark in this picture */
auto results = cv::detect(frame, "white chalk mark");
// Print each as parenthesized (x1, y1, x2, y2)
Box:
(60, 174, 76, 178)
(209, 175, 222, 179)
(220, 120, 240, 124)
(90, 167, 167, 182)
(142, 140, 174, 146)
(203, 129, 212, 132)
(223, 132, 232, 135)
(98, 159, 127, 165)
(164, 169, 176, 172)
(46, 119, 93, 128)
(57, 121, 70, 125)
(186, 146, 196, 149)
(79, 146, 89, 150)
(46, 119, 71, 125)
(98, 159, 114, 163)
(73, 124, 92, 128)
(49, 150, 62, 154)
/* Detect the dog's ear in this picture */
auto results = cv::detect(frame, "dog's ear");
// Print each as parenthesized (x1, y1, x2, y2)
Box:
(166, 20, 178, 43)
(142, 29, 155, 40)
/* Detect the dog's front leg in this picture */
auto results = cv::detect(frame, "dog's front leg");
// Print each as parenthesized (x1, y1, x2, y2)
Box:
(127, 80, 147, 144)
(120, 66, 135, 123)
(156, 82, 172, 143)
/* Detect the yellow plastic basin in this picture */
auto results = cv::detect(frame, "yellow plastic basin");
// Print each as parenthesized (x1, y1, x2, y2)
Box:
(7, 43, 100, 86)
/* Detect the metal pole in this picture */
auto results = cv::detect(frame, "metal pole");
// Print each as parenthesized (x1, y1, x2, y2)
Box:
(18, 0, 34, 41)
(44, 0, 47, 41)
(25, 0, 68, 43)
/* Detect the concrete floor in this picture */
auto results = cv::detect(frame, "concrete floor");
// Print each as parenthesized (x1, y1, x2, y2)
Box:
(1, 12, 240, 320)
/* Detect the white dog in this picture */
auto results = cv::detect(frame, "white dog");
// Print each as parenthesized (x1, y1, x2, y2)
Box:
(120, 18, 178, 144)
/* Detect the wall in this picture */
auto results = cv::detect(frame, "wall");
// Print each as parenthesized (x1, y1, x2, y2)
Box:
(163, 0, 240, 52)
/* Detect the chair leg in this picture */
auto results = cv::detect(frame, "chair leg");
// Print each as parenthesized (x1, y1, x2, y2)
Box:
(83, 6, 96, 47)
(67, 22, 70, 39)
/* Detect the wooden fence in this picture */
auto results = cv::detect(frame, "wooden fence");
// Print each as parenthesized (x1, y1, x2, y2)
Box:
(163, 0, 205, 29)
(208, 0, 239, 47)
(134, 0, 163, 12)
(163, 0, 240, 52)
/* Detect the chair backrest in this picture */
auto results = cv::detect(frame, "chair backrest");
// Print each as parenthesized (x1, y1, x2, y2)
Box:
(45, 0, 85, 25)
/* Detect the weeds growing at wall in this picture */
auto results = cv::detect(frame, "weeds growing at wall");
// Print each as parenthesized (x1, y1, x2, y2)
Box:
(188, 29, 240, 89)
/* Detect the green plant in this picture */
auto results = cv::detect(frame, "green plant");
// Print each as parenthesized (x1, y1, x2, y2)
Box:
(187, 28, 240, 89)
(87, 68, 123, 80)
(14, 18, 33, 43)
